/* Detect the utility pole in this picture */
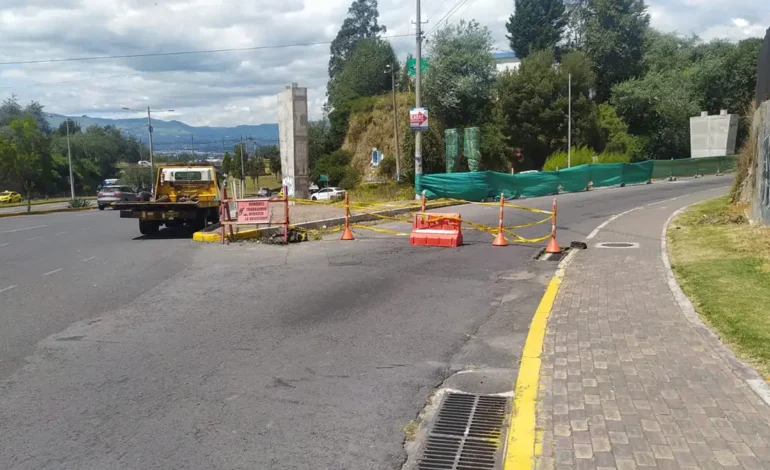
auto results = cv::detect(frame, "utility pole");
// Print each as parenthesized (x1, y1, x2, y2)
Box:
(414, 0, 423, 198)
(146, 107, 155, 193)
(239, 136, 246, 196)
(65, 119, 75, 199)
(567, 74, 572, 168)
(386, 64, 401, 182)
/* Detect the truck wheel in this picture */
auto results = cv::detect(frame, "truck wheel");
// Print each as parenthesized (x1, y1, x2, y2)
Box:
(98, 205, 104, 211)
(139, 220, 160, 235)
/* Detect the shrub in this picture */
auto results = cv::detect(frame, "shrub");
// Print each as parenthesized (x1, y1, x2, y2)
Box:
(378, 156, 397, 179)
(68, 198, 91, 208)
(542, 146, 630, 171)
(339, 167, 362, 190)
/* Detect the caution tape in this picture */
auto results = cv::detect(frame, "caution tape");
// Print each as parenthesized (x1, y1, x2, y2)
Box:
(351, 224, 410, 236)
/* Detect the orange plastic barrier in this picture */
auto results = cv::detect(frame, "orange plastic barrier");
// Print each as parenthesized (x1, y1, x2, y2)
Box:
(410, 213, 463, 248)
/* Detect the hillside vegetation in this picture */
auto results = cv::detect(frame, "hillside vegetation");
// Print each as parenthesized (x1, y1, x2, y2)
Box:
(342, 93, 412, 180)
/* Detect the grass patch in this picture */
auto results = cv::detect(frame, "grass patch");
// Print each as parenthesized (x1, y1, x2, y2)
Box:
(347, 182, 415, 204)
(1, 197, 96, 208)
(668, 195, 770, 378)
(403, 419, 421, 441)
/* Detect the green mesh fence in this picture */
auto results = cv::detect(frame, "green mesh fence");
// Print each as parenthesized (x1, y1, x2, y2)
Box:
(651, 156, 737, 179)
(464, 127, 480, 172)
(415, 158, 731, 201)
(445, 129, 459, 173)
(556, 166, 591, 192)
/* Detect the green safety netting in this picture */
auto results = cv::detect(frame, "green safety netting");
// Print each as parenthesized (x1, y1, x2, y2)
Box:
(556, 166, 591, 192)
(416, 161, 653, 201)
(445, 129, 459, 173)
(651, 156, 737, 179)
(415, 158, 732, 201)
(464, 127, 480, 172)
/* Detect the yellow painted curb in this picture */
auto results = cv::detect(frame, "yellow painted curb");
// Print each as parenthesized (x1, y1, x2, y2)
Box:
(193, 228, 259, 243)
(0, 206, 96, 218)
(504, 274, 563, 469)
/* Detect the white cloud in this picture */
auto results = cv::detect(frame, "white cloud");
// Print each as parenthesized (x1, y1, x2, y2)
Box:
(1, 0, 767, 126)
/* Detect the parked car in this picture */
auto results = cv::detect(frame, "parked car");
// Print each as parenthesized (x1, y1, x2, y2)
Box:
(256, 188, 271, 197)
(309, 183, 320, 194)
(137, 160, 151, 167)
(97, 185, 138, 210)
(137, 190, 153, 202)
(311, 187, 345, 201)
(0, 190, 22, 203)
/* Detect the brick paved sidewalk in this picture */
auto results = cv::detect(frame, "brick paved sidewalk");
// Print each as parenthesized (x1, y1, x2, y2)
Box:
(535, 190, 770, 470)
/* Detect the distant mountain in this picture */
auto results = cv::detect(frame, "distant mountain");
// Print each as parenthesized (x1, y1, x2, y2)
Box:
(45, 114, 279, 153)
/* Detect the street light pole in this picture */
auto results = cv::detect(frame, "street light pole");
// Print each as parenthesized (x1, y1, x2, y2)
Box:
(146, 107, 155, 192)
(65, 119, 75, 199)
(386, 64, 401, 182)
(567, 74, 572, 168)
(414, 0, 423, 198)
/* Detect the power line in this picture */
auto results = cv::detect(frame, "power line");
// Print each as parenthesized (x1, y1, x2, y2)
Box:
(0, 33, 414, 67)
(424, 0, 473, 37)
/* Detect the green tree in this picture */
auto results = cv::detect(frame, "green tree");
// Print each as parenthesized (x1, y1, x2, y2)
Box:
(0, 116, 52, 211)
(423, 20, 496, 129)
(308, 120, 333, 172)
(56, 118, 82, 137)
(497, 50, 600, 170)
(642, 29, 699, 74)
(611, 70, 700, 159)
(328, 38, 397, 109)
(506, 0, 568, 59)
(584, 0, 650, 102)
(119, 165, 153, 191)
(563, 0, 589, 51)
(692, 38, 762, 116)
(328, 0, 386, 83)
(222, 151, 233, 179)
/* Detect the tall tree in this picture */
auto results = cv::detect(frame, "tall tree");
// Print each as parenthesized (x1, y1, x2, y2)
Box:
(583, 0, 650, 102)
(328, 0, 386, 83)
(497, 50, 600, 170)
(506, 0, 568, 59)
(563, 0, 589, 51)
(0, 116, 52, 211)
(56, 118, 82, 137)
(328, 38, 398, 109)
(424, 20, 496, 128)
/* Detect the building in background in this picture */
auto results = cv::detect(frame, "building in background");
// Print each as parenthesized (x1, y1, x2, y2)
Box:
(493, 51, 520, 74)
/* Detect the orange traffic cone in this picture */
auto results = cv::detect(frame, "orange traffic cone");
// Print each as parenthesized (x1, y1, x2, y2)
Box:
(545, 197, 561, 253)
(341, 224, 355, 240)
(493, 229, 508, 247)
(545, 235, 561, 254)
(492, 192, 508, 246)
(341, 192, 355, 241)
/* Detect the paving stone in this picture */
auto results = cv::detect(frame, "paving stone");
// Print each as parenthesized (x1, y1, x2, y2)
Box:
(529, 200, 770, 470)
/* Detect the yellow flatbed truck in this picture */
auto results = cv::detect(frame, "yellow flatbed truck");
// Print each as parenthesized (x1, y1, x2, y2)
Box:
(114, 163, 223, 235)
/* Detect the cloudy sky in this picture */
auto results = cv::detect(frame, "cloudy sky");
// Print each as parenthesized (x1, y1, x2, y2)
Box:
(0, 0, 767, 127)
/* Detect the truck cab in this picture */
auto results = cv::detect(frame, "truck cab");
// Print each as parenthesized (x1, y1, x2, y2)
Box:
(115, 163, 223, 235)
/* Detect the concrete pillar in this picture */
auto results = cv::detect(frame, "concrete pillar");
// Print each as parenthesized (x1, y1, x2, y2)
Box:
(689, 110, 739, 158)
(277, 83, 309, 199)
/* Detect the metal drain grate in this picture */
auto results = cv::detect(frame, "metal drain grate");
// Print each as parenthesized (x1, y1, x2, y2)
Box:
(417, 393, 508, 470)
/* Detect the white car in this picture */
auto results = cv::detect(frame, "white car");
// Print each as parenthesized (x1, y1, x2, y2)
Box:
(311, 187, 345, 201)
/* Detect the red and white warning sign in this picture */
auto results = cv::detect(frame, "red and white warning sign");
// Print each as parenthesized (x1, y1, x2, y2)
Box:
(409, 107, 429, 131)
(237, 199, 270, 223)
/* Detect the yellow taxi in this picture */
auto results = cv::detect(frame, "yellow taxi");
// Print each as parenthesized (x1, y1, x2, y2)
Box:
(0, 191, 22, 203)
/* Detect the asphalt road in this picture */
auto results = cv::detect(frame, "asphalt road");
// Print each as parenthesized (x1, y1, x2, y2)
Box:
(0, 176, 733, 470)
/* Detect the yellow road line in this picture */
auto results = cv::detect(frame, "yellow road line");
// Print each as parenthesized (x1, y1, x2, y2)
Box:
(503, 274, 562, 469)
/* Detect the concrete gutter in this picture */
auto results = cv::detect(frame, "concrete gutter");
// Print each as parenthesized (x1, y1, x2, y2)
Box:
(0, 206, 97, 219)
(192, 200, 464, 243)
